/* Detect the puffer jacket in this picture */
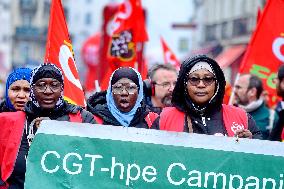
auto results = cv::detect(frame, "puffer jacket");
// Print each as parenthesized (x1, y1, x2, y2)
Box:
(25, 100, 96, 125)
(87, 91, 157, 129)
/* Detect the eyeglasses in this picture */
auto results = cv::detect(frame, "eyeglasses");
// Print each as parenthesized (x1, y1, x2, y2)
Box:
(154, 81, 176, 89)
(112, 84, 138, 94)
(187, 77, 216, 86)
(33, 81, 62, 93)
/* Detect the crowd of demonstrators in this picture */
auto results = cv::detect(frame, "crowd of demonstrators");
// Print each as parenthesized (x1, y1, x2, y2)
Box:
(0, 64, 95, 189)
(0, 68, 32, 112)
(1, 56, 284, 189)
(144, 63, 177, 114)
(87, 67, 158, 129)
(269, 64, 284, 141)
(234, 74, 278, 139)
(157, 55, 262, 139)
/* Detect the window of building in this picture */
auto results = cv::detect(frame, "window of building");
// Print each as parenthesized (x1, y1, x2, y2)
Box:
(22, 13, 32, 27)
(232, 17, 248, 37)
(85, 13, 92, 25)
(221, 21, 229, 39)
(205, 24, 217, 42)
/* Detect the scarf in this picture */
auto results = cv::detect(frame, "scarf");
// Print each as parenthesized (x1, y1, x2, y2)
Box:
(106, 67, 144, 127)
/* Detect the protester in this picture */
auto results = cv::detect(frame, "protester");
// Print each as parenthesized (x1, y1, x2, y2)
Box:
(158, 55, 262, 139)
(145, 63, 177, 114)
(269, 64, 284, 141)
(0, 68, 32, 112)
(87, 67, 158, 128)
(234, 74, 278, 139)
(0, 63, 95, 189)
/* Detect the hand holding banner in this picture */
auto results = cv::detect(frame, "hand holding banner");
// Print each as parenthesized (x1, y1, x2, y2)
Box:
(25, 121, 284, 188)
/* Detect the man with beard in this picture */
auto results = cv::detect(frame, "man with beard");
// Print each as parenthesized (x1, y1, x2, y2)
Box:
(270, 65, 284, 141)
(234, 74, 277, 139)
(146, 64, 177, 114)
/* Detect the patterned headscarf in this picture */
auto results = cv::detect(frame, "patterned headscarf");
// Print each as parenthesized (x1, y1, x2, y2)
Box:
(30, 64, 64, 109)
(5, 68, 32, 110)
(106, 67, 144, 127)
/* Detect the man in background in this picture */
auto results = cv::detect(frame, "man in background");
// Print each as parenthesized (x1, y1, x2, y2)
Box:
(234, 74, 278, 139)
(145, 64, 177, 114)
(270, 65, 284, 141)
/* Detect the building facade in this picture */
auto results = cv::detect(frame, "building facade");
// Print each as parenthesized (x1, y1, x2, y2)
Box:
(11, 0, 70, 68)
(0, 0, 12, 98)
(191, 0, 266, 83)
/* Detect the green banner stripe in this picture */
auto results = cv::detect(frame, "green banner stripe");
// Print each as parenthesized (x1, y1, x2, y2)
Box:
(38, 120, 284, 157)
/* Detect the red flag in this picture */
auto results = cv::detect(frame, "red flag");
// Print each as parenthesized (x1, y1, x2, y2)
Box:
(160, 37, 180, 69)
(45, 0, 86, 107)
(110, 0, 148, 42)
(239, 0, 284, 107)
(81, 33, 101, 92)
(257, 7, 262, 23)
(100, 0, 148, 90)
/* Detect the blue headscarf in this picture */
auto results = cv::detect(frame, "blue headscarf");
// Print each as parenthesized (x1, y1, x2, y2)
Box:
(5, 68, 32, 110)
(106, 67, 144, 127)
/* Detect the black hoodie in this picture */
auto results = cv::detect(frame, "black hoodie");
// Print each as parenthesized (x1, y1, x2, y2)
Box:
(0, 100, 12, 113)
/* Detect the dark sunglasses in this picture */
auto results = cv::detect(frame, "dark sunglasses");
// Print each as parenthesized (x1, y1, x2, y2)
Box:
(187, 77, 216, 86)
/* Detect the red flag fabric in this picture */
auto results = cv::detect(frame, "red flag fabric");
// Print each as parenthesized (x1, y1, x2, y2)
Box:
(99, 0, 148, 90)
(239, 0, 284, 107)
(81, 33, 101, 92)
(99, 3, 119, 90)
(44, 0, 86, 107)
(257, 7, 262, 23)
(160, 37, 180, 69)
(109, 0, 148, 42)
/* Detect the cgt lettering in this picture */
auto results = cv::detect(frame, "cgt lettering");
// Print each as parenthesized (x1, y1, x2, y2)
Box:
(40, 151, 157, 186)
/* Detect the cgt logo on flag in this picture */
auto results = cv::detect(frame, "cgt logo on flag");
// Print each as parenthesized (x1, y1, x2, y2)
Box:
(59, 41, 83, 90)
(272, 34, 284, 62)
(109, 30, 135, 62)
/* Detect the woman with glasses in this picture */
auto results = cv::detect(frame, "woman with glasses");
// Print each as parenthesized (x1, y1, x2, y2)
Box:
(0, 64, 95, 189)
(158, 55, 262, 139)
(87, 67, 158, 128)
(0, 68, 32, 112)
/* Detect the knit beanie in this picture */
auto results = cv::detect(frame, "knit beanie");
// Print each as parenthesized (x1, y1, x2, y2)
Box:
(111, 67, 140, 88)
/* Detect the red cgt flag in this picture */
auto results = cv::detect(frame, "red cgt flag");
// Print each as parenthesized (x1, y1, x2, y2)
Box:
(239, 0, 284, 107)
(100, 0, 148, 90)
(45, 0, 86, 107)
(110, 0, 148, 42)
(160, 36, 180, 70)
(81, 33, 101, 92)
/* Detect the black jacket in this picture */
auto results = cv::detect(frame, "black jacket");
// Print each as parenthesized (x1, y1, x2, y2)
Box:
(5, 100, 95, 189)
(0, 100, 13, 113)
(25, 100, 96, 125)
(87, 91, 157, 129)
(170, 55, 262, 139)
(269, 108, 284, 141)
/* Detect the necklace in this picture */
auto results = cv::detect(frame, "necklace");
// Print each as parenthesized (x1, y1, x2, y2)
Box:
(25, 119, 35, 146)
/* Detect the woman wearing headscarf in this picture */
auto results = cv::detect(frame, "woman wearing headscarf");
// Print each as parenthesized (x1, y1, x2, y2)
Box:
(0, 63, 95, 189)
(87, 67, 158, 128)
(0, 68, 32, 112)
(158, 55, 262, 139)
